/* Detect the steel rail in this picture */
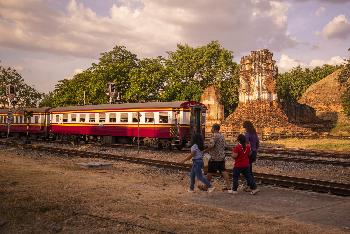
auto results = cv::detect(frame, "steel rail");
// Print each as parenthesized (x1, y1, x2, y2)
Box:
(1, 141, 349, 196)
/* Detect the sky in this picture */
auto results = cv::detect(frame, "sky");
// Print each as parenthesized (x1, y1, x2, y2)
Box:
(0, 0, 350, 93)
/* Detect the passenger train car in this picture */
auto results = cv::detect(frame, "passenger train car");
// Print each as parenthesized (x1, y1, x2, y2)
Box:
(0, 101, 206, 149)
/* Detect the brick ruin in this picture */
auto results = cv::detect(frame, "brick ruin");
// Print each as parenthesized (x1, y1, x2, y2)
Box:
(221, 49, 313, 140)
(200, 86, 224, 132)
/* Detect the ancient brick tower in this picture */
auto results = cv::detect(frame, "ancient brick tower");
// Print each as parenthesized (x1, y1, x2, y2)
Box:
(239, 49, 278, 103)
(222, 49, 310, 140)
(200, 86, 224, 132)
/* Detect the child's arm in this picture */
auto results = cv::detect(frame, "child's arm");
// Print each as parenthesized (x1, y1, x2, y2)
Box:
(232, 152, 238, 159)
(181, 151, 195, 163)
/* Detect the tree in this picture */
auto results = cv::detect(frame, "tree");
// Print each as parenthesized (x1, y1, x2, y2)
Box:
(338, 48, 350, 116)
(164, 41, 239, 116)
(125, 57, 167, 102)
(42, 45, 139, 107)
(277, 65, 339, 102)
(0, 64, 43, 108)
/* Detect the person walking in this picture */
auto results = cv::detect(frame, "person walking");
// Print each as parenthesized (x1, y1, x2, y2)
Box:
(181, 133, 215, 193)
(229, 134, 259, 195)
(205, 124, 231, 192)
(243, 121, 259, 181)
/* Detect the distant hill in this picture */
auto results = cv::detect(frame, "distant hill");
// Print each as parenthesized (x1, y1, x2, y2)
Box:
(299, 70, 350, 135)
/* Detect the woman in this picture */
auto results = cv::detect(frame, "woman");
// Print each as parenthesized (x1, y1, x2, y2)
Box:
(243, 121, 259, 180)
(181, 134, 215, 193)
(229, 134, 259, 195)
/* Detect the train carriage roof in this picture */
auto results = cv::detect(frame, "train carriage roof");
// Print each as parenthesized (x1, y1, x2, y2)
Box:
(50, 101, 205, 112)
(0, 107, 51, 114)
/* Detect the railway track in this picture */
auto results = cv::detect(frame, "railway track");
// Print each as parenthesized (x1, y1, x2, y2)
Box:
(1, 141, 349, 196)
(2, 138, 350, 167)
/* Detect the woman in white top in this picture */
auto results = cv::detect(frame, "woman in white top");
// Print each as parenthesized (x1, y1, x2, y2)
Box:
(181, 134, 215, 193)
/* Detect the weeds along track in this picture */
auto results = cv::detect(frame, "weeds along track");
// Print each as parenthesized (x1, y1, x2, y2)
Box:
(1, 141, 349, 196)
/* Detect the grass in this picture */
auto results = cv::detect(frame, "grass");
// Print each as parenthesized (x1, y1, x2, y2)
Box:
(265, 138, 350, 152)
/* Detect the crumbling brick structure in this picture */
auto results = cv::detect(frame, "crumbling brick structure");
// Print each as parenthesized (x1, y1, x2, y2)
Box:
(200, 86, 225, 132)
(222, 49, 311, 141)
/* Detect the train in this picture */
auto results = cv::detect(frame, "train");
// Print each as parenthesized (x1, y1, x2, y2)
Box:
(0, 101, 206, 149)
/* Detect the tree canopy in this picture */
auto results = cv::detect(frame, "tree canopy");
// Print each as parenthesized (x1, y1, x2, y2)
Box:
(338, 49, 350, 116)
(43, 41, 239, 116)
(0, 64, 43, 108)
(277, 64, 339, 102)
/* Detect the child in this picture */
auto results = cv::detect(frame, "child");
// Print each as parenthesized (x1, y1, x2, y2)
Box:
(228, 134, 259, 195)
(181, 134, 215, 193)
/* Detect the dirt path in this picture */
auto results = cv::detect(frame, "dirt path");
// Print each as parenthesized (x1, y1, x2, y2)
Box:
(0, 147, 346, 233)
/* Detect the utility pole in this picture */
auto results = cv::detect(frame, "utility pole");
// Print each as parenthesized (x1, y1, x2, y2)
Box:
(107, 82, 116, 104)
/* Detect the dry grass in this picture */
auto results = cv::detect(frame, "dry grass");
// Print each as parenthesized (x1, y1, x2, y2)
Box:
(265, 138, 350, 152)
(0, 148, 345, 233)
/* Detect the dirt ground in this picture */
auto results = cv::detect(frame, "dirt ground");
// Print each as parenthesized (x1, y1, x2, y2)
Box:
(0, 147, 347, 233)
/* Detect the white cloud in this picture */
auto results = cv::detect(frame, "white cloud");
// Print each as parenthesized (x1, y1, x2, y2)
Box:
(278, 54, 304, 72)
(278, 54, 345, 72)
(321, 14, 350, 39)
(0, 0, 296, 58)
(64, 68, 84, 80)
(315, 6, 325, 16)
(309, 56, 345, 67)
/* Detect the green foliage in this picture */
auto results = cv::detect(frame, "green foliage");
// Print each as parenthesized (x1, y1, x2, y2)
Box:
(43, 45, 139, 107)
(0, 64, 43, 108)
(164, 41, 239, 116)
(338, 49, 350, 116)
(277, 64, 339, 102)
(125, 57, 167, 102)
(43, 41, 239, 116)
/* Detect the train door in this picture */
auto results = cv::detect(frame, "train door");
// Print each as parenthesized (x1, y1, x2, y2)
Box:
(190, 106, 204, 137)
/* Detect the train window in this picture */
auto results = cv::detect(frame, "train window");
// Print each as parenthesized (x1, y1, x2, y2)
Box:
(99, 113, 106, 122)
(132, 113, 139, 123)
(109, 113, 116, 122)
(34, 116, 39, 124)
(0, 116, 3, 123)
(80, 114, 86, 122)
(145, 112, 154, 123)
(20, 116, 23, 123)
(71, 114, 77, 122)
(120, 113, 128, 123)
(55, 115, 60, 123)
(89, 114, 95, 122)
(63, 114, 68, 123)
(159, 112, 168, 123)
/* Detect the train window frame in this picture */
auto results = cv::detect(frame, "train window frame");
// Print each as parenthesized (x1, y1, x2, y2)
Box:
(79, 114, 86, 123)
(55, 114, 60, 123)
(63, 114, 68, 123)
(99, 113, 106, 123)
(159, 112, 169, 123)
(109, 113, 117, 123)
(132, 112, 140, 123)
(34, 116, 39, 124)
(145, 112, 154, 123)
(71, 114, 77, 122)
(120, 113, 128, 123)
(89, 113, 95, 123)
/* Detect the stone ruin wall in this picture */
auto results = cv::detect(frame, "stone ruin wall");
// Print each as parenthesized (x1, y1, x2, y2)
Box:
(220, 49, 315, 141)
(200, 86, 224, 133)
(239, 49, 278, 104)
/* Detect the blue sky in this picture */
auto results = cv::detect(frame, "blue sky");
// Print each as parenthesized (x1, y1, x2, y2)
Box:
(0, 0, 349, 93)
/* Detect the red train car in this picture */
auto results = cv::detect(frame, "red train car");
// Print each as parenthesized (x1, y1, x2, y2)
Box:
(49, 101, 206, 148)
(0, 108, 50, 138)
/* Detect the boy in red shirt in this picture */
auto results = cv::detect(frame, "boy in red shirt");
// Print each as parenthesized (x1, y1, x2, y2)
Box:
(228, 134, 259, 195)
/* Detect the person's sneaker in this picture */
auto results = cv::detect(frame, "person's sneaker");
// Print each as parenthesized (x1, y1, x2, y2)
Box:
(250, 188, 260, 195)
(187, 189, 195, 193)
(228, 190, 238, 194)
(243, 186, 252, 192)
(207, 187, 215, 193)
